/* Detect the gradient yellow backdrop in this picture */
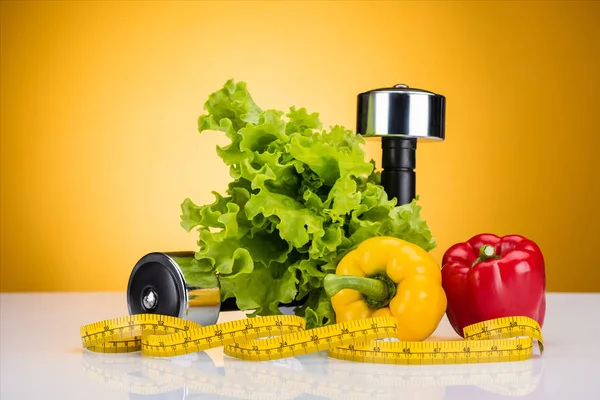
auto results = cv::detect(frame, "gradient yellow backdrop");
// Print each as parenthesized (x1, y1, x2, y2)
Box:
(2, 0, 599, 293)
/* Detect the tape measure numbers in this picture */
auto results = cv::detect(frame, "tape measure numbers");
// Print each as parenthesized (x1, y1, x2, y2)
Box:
(80, 314, 543, 365)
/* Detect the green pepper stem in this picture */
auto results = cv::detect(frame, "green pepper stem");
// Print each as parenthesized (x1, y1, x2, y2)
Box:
(472, 244, 502, 267)
(323, 273, 397, 309)
(323, 275, 388, 300)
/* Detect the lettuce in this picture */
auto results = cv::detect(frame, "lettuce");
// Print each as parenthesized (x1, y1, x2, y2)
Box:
(181, 79, 436, 328)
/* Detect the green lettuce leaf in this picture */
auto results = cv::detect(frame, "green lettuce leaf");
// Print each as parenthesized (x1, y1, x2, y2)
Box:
(181, 79, 436, 328)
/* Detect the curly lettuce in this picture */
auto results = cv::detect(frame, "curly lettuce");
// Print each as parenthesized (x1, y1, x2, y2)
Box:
(181, 79, 436, 328)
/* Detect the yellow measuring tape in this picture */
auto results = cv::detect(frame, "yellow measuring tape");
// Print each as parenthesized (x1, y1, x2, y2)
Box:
(81, 313, 543, 365)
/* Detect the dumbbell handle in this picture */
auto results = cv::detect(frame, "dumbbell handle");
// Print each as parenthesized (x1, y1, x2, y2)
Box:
(381, 137, 416, 206)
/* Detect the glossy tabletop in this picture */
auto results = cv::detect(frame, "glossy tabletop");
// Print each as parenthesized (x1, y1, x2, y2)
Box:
(1, 292, 599, 400)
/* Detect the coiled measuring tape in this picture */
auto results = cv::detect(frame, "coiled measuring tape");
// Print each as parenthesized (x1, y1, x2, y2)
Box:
(80, 313, 543, 365)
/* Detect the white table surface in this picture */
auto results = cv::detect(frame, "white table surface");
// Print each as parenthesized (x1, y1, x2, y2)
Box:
(1, 292, 599, 400)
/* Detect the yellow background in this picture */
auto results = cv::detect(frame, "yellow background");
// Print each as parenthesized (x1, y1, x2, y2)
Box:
(2, 0, 599, 293)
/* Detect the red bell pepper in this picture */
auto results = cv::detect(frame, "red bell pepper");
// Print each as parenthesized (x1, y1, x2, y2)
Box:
(441, 233, 546, 337)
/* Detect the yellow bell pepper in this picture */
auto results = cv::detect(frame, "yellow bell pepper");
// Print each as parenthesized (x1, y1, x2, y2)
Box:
(323, 236, 447, 341)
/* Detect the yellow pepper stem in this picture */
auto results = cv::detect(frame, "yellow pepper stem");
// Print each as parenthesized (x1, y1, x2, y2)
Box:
(323, 273, 396, 309)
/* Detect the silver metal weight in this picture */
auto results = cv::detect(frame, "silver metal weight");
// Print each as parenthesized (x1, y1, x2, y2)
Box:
(356, 83, 445, 140)
(126, 252, 221, 327)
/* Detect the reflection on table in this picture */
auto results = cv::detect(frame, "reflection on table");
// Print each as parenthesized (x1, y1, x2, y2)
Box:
(80, 347, 544, 400)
